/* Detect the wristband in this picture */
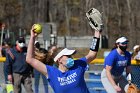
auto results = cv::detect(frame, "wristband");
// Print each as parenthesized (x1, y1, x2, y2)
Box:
(90, 37, 100, 51)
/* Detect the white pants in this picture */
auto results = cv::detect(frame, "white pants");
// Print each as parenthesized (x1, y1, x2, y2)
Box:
(101, 69, 129, 93)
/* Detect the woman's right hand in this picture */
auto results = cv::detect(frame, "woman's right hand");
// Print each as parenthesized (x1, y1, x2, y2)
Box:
(114, 85, 121, 92)
(30, 24, 38, 38)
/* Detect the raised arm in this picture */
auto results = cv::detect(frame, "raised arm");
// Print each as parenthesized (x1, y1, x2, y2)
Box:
(85, 31, 101, 63)
(26, 25, 48, 77)
(85, 8, 103, 63)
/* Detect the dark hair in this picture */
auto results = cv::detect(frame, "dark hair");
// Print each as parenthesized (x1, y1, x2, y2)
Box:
(39, 48, 48, 54)
(111, 43, 118, 50)
(35, 42, 40, 49)
(16, 36, 25, 43)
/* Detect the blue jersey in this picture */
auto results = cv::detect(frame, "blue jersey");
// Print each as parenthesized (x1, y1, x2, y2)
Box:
(104, 49, 131, 76)
(46, 57, 90, 93)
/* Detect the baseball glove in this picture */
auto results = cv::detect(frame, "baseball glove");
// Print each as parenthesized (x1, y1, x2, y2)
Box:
(127, 83, 140, 93)
(86, 8, 103, 31)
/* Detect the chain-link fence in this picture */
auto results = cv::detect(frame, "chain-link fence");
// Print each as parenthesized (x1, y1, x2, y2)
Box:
(131, 65, 140, 89)
(0, 62, 5, 84)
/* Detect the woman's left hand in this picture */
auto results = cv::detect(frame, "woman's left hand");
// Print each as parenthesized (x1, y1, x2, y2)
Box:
(114, 85, 121, 92)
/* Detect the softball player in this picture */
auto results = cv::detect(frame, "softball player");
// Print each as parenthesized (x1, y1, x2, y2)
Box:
(101, 37, 131, 93)
(133, 45, 140, 60)
(26, 8, 103, 93)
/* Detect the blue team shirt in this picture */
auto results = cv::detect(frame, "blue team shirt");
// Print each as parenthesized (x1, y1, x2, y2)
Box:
(46, 57, 90, 93)
(104, 49, 131, 76)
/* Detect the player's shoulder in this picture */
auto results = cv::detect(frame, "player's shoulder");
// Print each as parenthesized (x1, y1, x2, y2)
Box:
(125, 51, 131, 56)
(46, 65, 59, 73)
(108, 49, 117, 55)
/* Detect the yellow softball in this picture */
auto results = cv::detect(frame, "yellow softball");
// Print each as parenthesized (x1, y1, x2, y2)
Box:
(33, 24, 42, 34)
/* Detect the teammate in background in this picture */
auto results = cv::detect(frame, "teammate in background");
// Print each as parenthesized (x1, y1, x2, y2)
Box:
(101, 37, 131, 93)
(48, 45, 57, 57)
(34, 41, 48, 93)
(132, 45, 140, 60)
(5, 36, 33, 93)
(47, 45, 57, 66)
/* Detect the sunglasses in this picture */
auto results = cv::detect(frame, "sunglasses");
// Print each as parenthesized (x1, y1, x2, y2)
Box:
(120, 42, 128, 45)
(18, 40, 25, 43)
